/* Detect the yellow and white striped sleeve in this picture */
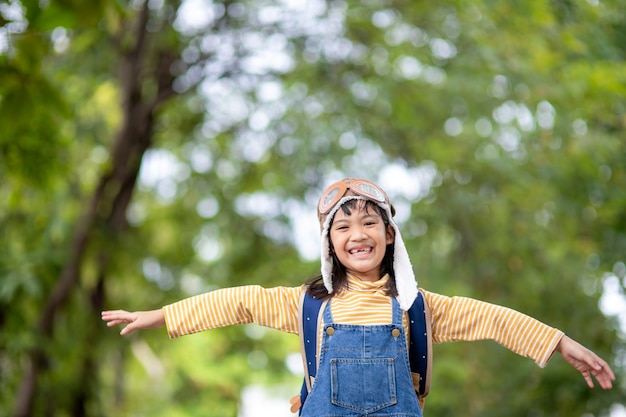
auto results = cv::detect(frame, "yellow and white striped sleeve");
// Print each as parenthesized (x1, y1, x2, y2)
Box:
(422, 290, 564, 368)
(163, 285, 304, 338)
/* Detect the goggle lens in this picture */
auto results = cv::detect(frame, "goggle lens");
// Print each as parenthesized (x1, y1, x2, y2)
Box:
(354, 182, 385, 201)
(322, 187, 340, 208)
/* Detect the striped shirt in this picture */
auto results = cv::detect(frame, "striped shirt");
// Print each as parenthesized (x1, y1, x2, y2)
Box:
(163, 275, 564, 368)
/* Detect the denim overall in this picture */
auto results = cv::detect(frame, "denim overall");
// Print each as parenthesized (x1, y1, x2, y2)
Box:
(300, 297, 424, 417)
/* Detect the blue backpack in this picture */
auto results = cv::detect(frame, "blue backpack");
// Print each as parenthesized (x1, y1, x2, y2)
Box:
(296, 289, 432, 413)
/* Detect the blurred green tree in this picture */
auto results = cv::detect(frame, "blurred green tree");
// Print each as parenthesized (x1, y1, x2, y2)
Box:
(0, 0, 624, 416)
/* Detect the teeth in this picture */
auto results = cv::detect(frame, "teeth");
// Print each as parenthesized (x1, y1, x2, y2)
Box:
(350, 248, 371, 254)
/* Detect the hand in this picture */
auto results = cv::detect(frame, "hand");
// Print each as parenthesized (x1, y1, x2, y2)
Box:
(556, 335, 615, 389)
(101, 309, 165, 336)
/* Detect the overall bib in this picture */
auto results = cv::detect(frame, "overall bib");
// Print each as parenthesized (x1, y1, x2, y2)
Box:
(300, 297, 424, 417)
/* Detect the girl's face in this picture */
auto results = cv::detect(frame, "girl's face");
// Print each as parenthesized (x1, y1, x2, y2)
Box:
(329, 201, 394, 282)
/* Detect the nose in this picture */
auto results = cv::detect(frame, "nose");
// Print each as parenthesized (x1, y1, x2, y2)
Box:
(350, 224, 368, 240)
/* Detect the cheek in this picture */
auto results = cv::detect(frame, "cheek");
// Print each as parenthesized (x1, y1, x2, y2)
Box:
(328, 233, 343, 251)
(328, 232, 341, 251)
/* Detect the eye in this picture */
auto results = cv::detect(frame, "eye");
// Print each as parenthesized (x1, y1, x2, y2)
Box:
(363, 217, 379, 226)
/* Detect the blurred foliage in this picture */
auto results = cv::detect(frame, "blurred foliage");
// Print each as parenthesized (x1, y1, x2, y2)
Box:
(0, 0, 625, 416)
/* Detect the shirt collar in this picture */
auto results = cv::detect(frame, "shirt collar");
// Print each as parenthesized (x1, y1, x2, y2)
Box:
(347, 273, 390, 292)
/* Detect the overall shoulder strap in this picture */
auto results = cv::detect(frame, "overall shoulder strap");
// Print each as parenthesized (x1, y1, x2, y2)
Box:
(408, 289, 432, 400)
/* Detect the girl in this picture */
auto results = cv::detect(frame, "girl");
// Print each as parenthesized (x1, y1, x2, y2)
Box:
(102, 177, 615, 416)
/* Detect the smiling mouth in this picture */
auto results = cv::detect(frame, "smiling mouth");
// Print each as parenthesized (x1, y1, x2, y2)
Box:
(349, 247, 373, 255)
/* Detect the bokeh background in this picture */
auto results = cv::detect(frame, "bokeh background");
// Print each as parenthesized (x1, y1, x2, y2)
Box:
(1, 0, 625, 416)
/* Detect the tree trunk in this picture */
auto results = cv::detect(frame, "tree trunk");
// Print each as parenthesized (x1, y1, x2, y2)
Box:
(13, 3, 176, 416)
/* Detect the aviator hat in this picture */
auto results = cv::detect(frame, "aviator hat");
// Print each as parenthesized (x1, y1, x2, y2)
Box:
(317, 178, 418, 310)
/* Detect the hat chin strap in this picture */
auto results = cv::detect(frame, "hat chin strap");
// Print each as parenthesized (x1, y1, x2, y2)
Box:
(320, 196, 418, 311)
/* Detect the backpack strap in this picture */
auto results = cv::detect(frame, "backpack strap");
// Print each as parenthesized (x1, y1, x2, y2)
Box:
(297, 291, 327, 413)
(408, 289, 432, 402)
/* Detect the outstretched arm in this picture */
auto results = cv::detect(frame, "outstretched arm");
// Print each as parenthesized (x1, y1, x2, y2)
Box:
(101, 309, 165, 336)
(556, 335, 615, 389)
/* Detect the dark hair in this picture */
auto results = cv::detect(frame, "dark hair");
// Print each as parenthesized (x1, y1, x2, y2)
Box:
(305, 199, 398, 299)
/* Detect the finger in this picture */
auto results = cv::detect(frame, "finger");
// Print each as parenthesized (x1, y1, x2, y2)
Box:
(103, 316, 128, 324)
(106, 320, 129, 327)
(582, 371, 594, 389)
(102, 310, 128, 316)
(102, 312, 134, 323)
(593, 374, 611, 390)
(596, 361, 616, 381)
(120, 324, 136, 336)
(599, 377, 613, 390)
(593, 369, 615, 390)
(101, 313, 118, 321)
(101, 310, 131, 321)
